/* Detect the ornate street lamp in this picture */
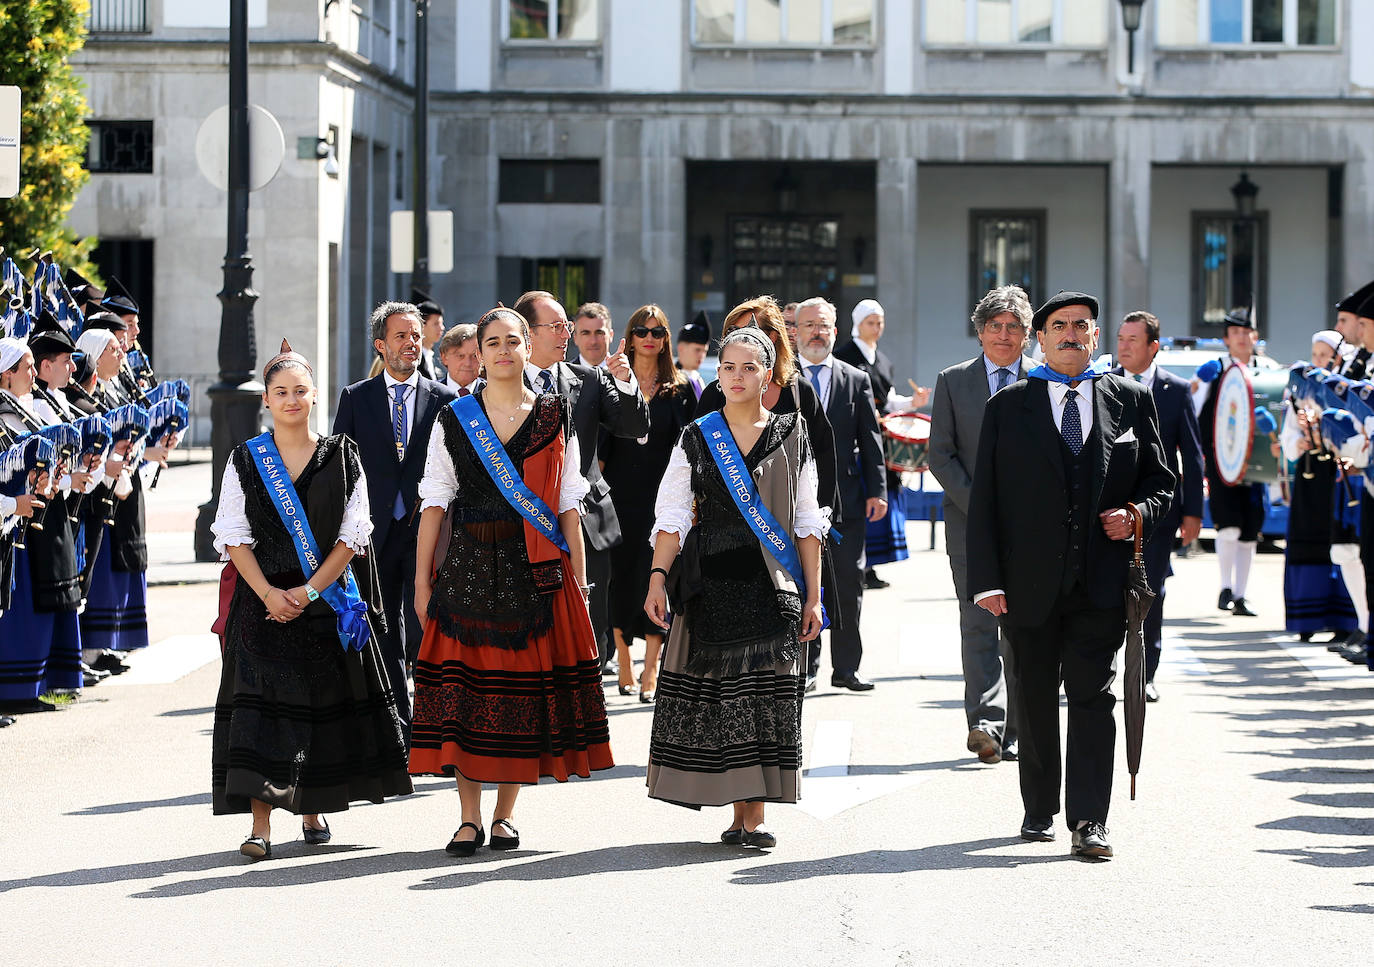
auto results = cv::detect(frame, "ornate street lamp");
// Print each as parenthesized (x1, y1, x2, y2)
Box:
(411, 0, 431, 301)
(1119, 0, 1146, 74)
(1231, 172, 1259, 219)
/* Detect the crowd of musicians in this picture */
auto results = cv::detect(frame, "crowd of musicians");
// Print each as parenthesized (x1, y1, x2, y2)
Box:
(0, 260, 186, 725)
(12, 262, 1374, 863)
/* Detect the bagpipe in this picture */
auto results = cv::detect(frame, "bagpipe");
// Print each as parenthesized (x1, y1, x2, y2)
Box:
(146, 397, 189, 489)
(34, 422, 80, 524)
(70, 414, 113, 525)
(0, 433, 57, 550)
(1281, 364, 1374, 508)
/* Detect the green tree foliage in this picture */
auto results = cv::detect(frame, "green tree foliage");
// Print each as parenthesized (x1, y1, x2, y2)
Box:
(0, 0, 95, 277)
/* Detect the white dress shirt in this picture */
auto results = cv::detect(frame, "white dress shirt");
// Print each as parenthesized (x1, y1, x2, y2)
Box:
(983, 356, 1020, 397)
(446, 375, 483, 396)
(802, 355, 834, 409)
(382, 368, 421, 441)
(1122, 362, 1156, 387)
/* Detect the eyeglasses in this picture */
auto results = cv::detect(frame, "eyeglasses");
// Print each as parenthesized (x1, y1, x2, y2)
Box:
(981, 321, 1026, 335)
(631, 326, 668, 339)
(799, 324, 835, 334)
(531, 322, 573, 334)
(1046, 318, 1094, 334)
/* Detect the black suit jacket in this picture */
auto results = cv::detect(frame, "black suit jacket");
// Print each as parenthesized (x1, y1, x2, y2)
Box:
(835, 339, 897, 410)
(547, 361, 650, 551)
(822, 358, 886, 524)
(966, 375, 1175, 626)
(1112, 366, 1205, 530)
(332, 372, 458, 551)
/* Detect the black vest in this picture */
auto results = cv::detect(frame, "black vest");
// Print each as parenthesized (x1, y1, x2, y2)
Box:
(1058, 416, 1097, 596)
(27, 490, 82, 612)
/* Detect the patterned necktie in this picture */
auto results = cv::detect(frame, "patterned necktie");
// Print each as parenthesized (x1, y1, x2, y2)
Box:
(391, 383, 409, 460)
(808, 364, 824, 399)
(458, 385, 471, 398)
(995, 367, 1012, 392)
(1061, 388, 1083, 456)
(539, 369, 553, 394)
(1132, 372, 1143, 383)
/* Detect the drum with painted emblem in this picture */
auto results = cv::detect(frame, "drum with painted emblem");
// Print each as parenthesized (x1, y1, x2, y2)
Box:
(880, 411, 930, 474)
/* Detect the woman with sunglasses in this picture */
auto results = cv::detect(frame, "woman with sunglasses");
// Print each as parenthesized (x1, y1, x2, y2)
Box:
(602, 306, 697, 701)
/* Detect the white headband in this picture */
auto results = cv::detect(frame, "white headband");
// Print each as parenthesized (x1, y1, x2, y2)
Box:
(851, 299, 884, 339)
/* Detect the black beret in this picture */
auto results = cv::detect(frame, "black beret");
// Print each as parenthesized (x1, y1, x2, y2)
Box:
(28, 309, 77, 355)
(416, 300, 443, 318)
(1337, 280, 1374, 315)
(1031, 291, 1099, 332)
(83, 310, 128, 334)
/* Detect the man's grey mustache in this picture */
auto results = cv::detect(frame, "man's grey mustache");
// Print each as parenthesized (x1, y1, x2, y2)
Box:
(1057, 342, 1083, 351)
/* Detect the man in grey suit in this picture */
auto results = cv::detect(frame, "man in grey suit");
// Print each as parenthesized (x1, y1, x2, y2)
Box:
(929, 285, 1036, 765)
(513, 290, 650, 676)
(795, 297, 888, 691)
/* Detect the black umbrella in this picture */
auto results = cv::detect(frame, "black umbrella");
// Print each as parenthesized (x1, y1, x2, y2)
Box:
(1123, 503, 1154, 800)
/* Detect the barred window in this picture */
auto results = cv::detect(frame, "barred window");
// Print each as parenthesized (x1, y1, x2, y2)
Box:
(85, 121, 154, 174)
(1157, 0, 1336, 46)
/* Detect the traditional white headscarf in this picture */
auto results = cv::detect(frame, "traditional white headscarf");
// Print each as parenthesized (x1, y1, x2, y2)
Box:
(1312, 329, 1343, 353)
(850, 299, 884, 340)
(76, 327, 119, 365)
(0, 337, 29, 373)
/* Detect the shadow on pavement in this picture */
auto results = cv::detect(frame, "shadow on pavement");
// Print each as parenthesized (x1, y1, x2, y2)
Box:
(727, 838, 1075, 883)
(410, 841, 739, 890)
(67, 792, 211, 816)
(1260, 845, 1374, 868)
(1294, 792, 1374, 809)
(158, 707, 214, 717)
(1255, 767, 1374, 785)
(0, 845, 359, 893)
(1257, 815, 1374, 836)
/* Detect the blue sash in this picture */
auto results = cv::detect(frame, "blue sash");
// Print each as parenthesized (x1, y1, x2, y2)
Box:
(697, 412, 828, 628)
(247, 433, 371, 652)
(450, 395, 570, 553)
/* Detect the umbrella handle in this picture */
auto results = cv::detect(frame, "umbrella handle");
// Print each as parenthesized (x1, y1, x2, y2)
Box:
(1126, 502, 1144, 562)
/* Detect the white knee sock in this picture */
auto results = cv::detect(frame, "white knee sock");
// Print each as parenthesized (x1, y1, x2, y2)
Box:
(1233, 540, 1257, 599)
(1334, 546, 1369, 632)
(1216, 532, 1239, 591)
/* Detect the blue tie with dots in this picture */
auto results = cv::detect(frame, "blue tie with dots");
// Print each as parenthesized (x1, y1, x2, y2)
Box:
(1061, 388, 1083, 456)
(539, 369, 553, 394)
(391, 383, 409, 519)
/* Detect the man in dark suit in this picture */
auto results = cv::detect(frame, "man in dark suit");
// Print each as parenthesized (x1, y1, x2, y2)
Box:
(929, 284, 1037, 765)
(1114, 310, 1205, 702)
(795, 297, 887, 692)
(333, 301, 457, 729)
(513, 290, 649, 675)
(967, 290, 1174, 860)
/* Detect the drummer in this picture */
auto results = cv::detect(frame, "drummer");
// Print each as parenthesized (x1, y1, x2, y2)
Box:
(1195, 307, 1266, 617)
(795, 297, 887, 692)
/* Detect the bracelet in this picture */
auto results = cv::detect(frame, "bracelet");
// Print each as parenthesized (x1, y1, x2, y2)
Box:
(650, 567, 669, 581)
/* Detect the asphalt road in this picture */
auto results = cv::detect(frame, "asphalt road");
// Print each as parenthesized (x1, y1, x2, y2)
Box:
(2, 460, 1371, 966)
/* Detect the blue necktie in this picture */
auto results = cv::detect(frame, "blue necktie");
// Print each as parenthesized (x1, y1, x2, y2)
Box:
(1061, 388, 1083, 456)
(995, 367, 1012, 392)
(391, 383, 409, 519)
(807, 364, 824, 399)
(539, 369, 553, 394)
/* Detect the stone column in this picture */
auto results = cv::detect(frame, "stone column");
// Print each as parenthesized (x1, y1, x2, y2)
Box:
(876, 155, 918, 376)
(1106, 127, 1153, 345)
(1343, 157, 1374, 292)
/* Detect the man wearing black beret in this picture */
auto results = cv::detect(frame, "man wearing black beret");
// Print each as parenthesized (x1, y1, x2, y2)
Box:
(967, 290, 1174, 859)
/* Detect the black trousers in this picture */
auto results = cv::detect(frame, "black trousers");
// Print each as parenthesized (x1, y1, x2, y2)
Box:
(811, 515, 866, 678)
(377, 521, 419, 730)
(1142, 528, 1175, 683)
(1361, 490, 1374, 620)
(1008, 584, 1125, 826)
(586, 544, 613, 667)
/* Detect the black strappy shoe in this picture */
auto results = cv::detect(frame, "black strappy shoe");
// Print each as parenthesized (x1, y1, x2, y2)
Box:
(720, 827, 745, 846)
(239, 836, 271, 860)
(302, 817, 331, 845)
(489, 819, 520, 851)
(445, 822, 485, 857)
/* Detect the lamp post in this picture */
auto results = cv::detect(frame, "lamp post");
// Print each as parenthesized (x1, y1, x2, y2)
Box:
(195, 0, 263, 561)
(410, 0, 431, 301)
(1231, 171, 1259, 219)
(1230, 172, 1261, 323)
(1119, 0, 1146, 74)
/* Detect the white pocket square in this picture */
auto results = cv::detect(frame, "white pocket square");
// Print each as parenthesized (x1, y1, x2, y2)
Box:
(1115, 428, 1138, 444)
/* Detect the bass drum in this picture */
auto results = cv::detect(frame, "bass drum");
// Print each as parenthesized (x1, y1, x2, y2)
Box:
(880, 411, 931, 473)
(1245, 369, 1288, 484)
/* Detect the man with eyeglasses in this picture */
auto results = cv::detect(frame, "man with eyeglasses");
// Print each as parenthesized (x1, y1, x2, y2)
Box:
(967, 290, 1174, 860)
(514, 290, 650, 677)
(795, 297, 887, 691)
(929, 285, 1036, 765)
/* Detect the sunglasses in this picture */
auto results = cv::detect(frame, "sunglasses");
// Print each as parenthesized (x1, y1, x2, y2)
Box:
(631, 326, 668, 339)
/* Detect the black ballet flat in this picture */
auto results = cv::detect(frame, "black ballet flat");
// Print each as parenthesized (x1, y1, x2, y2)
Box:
(618, 683, 639, 696)
(302, 817, 331, 845)
(489, 819, 520, 851)
(720, 827, 745, 846)
(239, 836, 271, 860)
(639, 688, 656, 704)
(446, 822, 485, 856)
(742, 827, 776, 849)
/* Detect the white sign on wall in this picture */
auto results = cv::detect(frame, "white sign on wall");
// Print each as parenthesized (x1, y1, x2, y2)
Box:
(390, 211, 455, 274)
(0, 86, 19, 200)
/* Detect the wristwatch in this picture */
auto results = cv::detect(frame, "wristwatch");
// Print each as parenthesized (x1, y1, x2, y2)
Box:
(304, 584, 320, 602)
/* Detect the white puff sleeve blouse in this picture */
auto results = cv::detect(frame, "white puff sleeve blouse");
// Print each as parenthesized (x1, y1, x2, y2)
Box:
(417, 418, 590, 515)
(211, 456, 374, 561)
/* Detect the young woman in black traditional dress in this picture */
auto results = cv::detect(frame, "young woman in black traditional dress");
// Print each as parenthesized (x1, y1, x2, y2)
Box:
(602, 304, 697, 701)
(211, 341, 411, 859)
(410, 307, 613, 857)
(644, 324, 826, 848)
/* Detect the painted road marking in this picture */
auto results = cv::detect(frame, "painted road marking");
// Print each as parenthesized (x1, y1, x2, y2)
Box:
(102, 633, 221, 687)
(791, 719, 931, 820)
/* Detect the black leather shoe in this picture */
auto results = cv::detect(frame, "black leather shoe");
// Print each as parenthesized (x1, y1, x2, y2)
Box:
(1071, 821, 1112, 859)
(863, 569, 890, 590)
(1217, 589, 1233, 612)
(1020, 815, 1055, 842)
(239, 836, 271, 860)
(1230, 597, 1257, 617)
(302, 817, 331, 845)
(1001, 743, 1018, 762)
(617, 683, 639, 696)
(1340, 642, 1369, 665)
(489, 819, 520, 851)
(720, 827, 745, 845)
(742, 827, 776, 848)
(1144, 682, 1160, 703)
(446, 822, 485, 856)
(0, 698, 57, 715)
(90, 652, 130, 675)
(831, 673, 875, 691)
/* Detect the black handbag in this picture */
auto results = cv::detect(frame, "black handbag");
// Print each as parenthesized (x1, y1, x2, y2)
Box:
(665, 527, 703, 615)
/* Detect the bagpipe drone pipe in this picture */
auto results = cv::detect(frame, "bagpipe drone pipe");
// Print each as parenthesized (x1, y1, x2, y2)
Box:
(0, 434, 57, 549)
(146, 397, 189, 489)
(71, 414, 113, 525)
